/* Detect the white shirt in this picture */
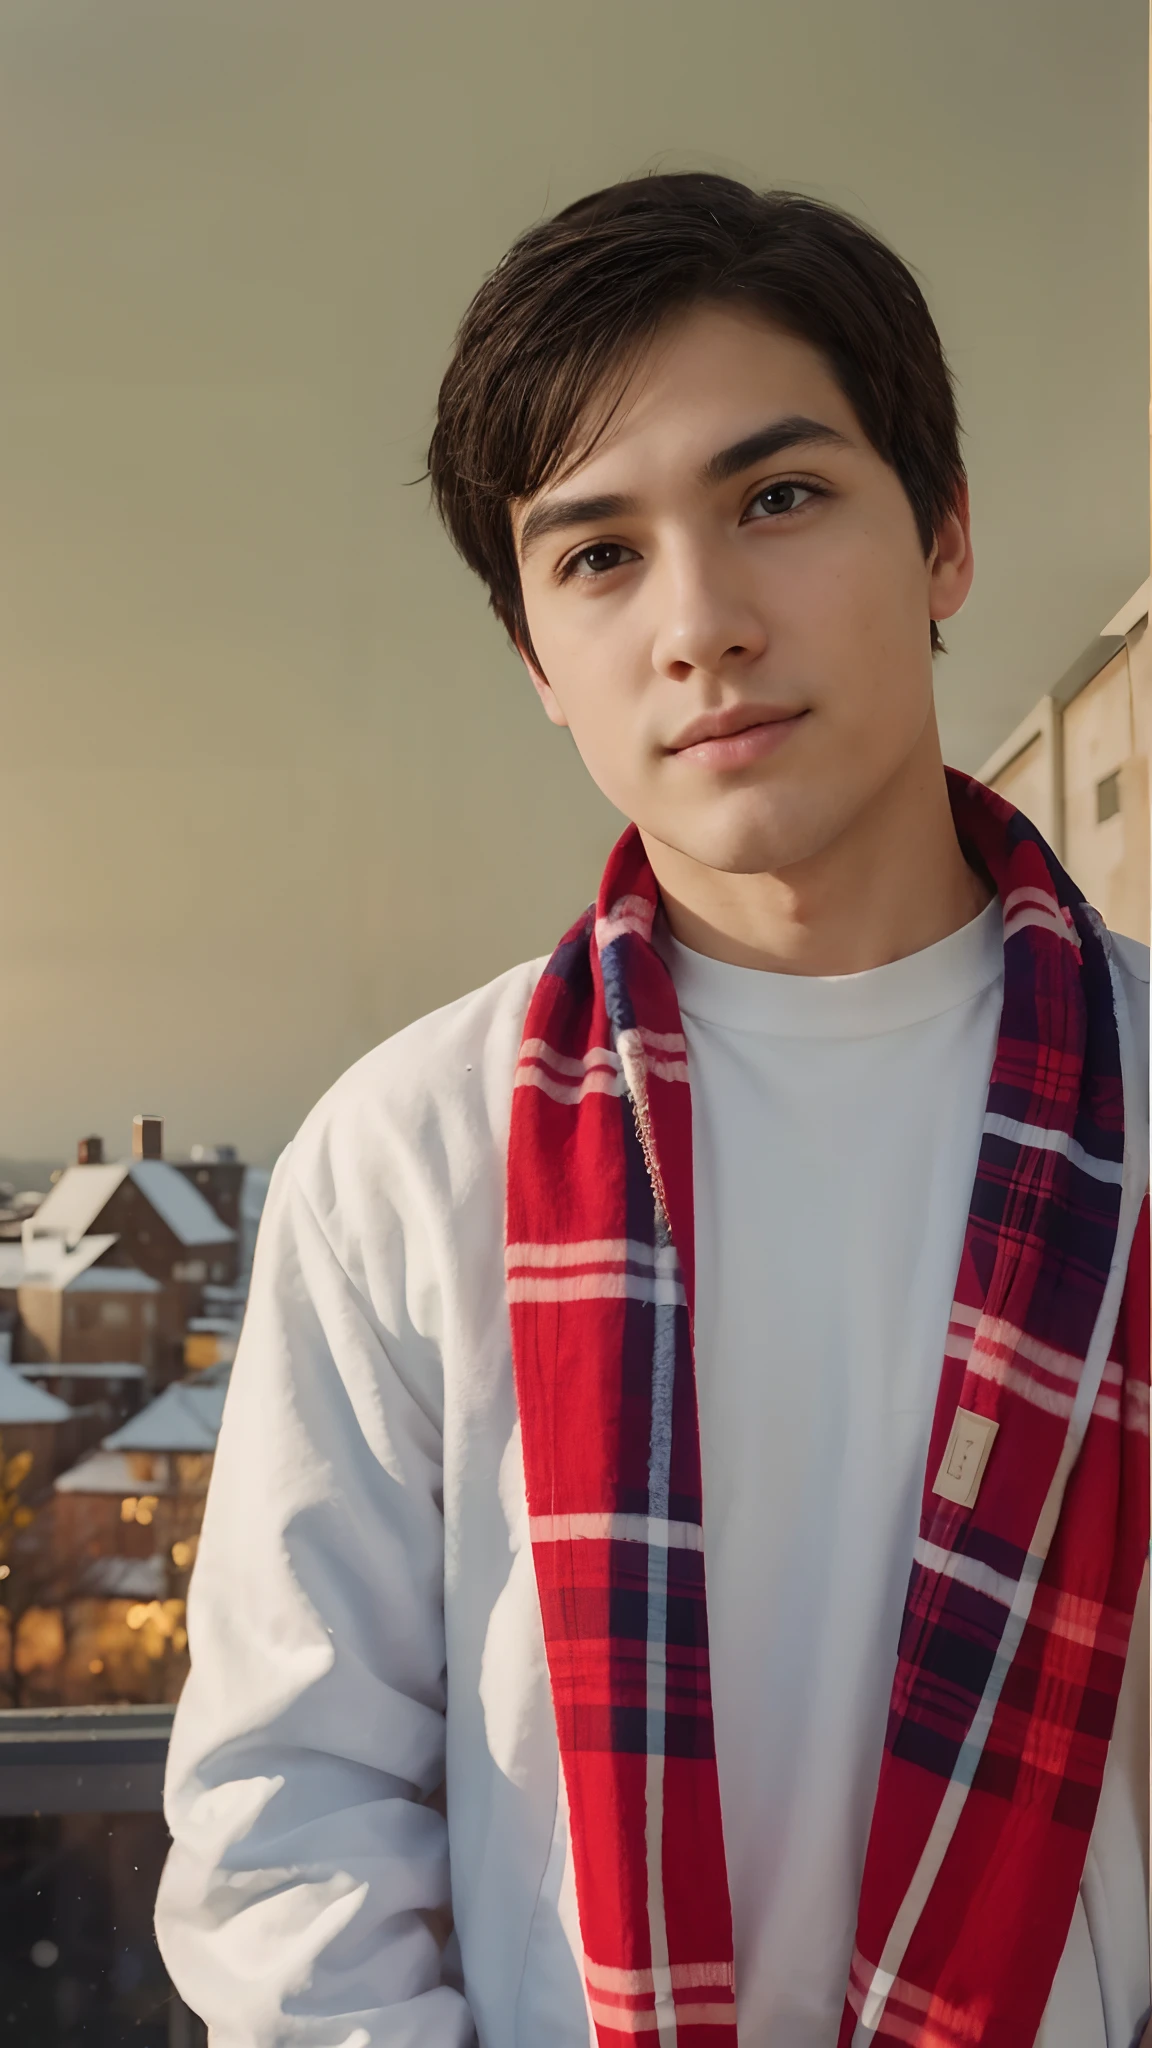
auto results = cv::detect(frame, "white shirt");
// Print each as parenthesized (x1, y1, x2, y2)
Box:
(155, 916, 1150, 2048)
(662, 903, 1149, 2047)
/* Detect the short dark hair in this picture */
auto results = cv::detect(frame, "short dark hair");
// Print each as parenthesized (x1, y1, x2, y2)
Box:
(428, 173, 964, 661)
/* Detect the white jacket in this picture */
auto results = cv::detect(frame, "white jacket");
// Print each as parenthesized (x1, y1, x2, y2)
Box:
(156, 939, 1150, 2048)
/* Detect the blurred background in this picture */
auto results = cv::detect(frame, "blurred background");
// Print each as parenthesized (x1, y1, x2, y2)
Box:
(1, 0, 1148, 1173)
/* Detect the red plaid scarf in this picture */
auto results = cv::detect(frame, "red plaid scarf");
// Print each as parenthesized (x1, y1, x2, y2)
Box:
(505, 773, 1149, 2048)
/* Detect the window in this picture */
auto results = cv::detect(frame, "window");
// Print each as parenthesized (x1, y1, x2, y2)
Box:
(100, 1301, 132, 1329)
(171, 1262, 206, 1285)
(1096, 769, 1121, 824)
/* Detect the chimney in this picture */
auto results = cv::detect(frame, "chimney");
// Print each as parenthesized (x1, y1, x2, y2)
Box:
(77, 1135, 104, 1166)
(132, 1114, 164, 1161)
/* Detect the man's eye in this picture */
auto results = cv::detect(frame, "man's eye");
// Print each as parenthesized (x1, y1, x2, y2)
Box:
(564, 541, 638, 579)
(746, 482, 816, 519)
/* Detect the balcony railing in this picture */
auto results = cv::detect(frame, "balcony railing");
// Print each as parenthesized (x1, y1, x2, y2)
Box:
(0, 1703, 205, 2044)
(0, 1702, 173, 1815)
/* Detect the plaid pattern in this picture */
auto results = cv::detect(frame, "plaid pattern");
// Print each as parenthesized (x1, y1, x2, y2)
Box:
(505, 772, 1148, 2047)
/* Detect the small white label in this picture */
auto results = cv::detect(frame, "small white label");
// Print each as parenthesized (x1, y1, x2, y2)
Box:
(933, 1408, 999, 1509)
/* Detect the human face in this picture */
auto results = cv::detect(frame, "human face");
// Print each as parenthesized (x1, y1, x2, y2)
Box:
(513, 303, 972, 878)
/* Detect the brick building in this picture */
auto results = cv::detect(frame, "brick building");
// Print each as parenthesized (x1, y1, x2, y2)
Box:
(25, 1118, 237, 1352)
(0, 1357, 75, 1488)
(15, 1243, 167, 1374)
(13, 1361, 144, 1440)
(51, 1372, 225, 1596)
(176, 1145, 246, 1236)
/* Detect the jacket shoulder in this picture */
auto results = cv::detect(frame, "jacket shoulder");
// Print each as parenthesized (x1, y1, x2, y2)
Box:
(1110, 931, 1150, 985)
(1106, 932, 1149, 1165)
(287, 955, 549, 1225)
(1108, 930, 1149, 1059)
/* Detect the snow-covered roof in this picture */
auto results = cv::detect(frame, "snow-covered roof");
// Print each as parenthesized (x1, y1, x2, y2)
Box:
(103, 1378, 226, 1455)
(63, 1265, 160, 1294)
(80, 1553, 168, 1600)
(45, 1233, 120, 1283)
(15, 1361, 146, 1381)
(19, 1258, 159, 1298)
(0, 1234, 124, 1289)
(29, 1164, 127, 1244)
(0, 1360, 71, 1423)
(187, 1359, 232, 1388)
(201, 1283, 248, 1315)
(55, 1448, 175, 1496)
(241, 1167, 271, 1226)
(29, 1160, 234, 1251)
(20, 1234, 123, 1288)
(130, 1160, 234, 1247)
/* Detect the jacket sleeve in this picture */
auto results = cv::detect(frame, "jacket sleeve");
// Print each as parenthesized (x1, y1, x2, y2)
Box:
(155, 1144, 474, 2048)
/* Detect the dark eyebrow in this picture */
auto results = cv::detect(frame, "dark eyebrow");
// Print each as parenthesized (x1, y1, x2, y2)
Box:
(518, 492, 638, 559)
(701, 415, 851, 485)
(516, 416, 849, 559)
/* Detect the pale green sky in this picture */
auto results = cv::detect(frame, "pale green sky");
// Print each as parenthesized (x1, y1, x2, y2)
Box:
(1, 0, 1147, 1163)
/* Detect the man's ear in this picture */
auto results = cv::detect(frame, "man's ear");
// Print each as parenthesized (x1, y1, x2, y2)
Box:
(927, 482, 974, 625)
(516, 641, 570, 729)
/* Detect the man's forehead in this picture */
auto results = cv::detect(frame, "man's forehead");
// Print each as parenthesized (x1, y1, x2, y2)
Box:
(512, 309, 862, 535)
(577, 303, 848, 441)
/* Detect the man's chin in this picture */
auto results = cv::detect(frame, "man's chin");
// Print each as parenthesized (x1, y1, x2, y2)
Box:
(653, 805, 838, 880)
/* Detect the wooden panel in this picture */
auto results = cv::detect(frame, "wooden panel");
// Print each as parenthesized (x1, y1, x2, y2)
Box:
(990, 733, 1052, 837)
(1062, 648, 1148, 940)
(1127, 614, 1152, 761)
(1109, 755, 1151, 944)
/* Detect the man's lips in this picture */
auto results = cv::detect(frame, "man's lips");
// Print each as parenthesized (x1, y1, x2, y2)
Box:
(667, 704, 809, 770)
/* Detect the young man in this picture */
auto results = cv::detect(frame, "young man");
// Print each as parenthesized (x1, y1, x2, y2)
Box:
(157, 177, 1150, 2048)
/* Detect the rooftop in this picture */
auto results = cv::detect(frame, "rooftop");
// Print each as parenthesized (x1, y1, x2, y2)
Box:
(15, 1362, 146, 1382)
(26, 1233, 121, 1286)
(185, 1359, 232, 1388)
(55, 1448, 173, 1497)
(3, 1233, 160, 1294)
(30, 1160, 234, 1251)
(62, 1265, 160, 1295)
(79, 1554, 168, 1601)
(0, 1360, 72, 1424)
(103, 1378, 226, 1455)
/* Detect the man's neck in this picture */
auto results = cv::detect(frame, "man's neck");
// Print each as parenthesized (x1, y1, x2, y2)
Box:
(642, 743, 993, 978)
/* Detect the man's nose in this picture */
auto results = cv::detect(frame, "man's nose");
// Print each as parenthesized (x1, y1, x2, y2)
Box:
(649, 547, 769, 680)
